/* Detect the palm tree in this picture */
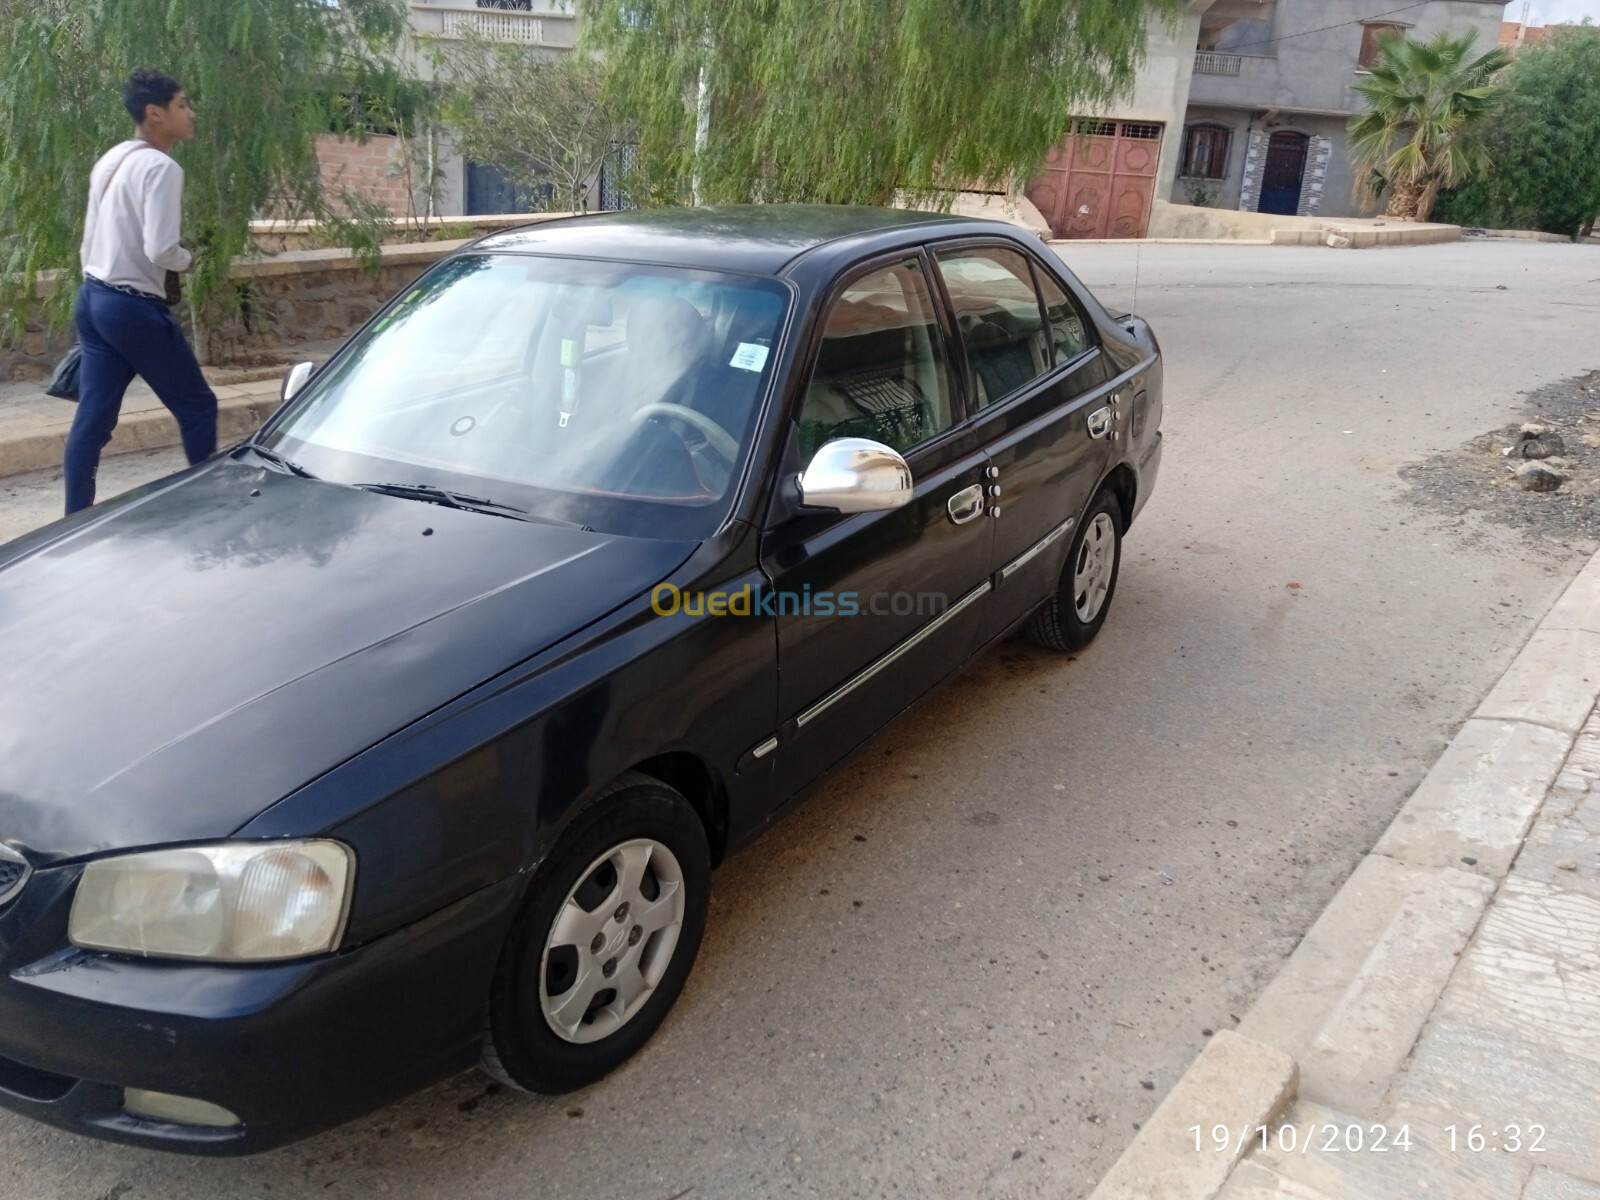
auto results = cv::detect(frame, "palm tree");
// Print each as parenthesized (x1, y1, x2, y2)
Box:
(1348, 29, 1511, 222)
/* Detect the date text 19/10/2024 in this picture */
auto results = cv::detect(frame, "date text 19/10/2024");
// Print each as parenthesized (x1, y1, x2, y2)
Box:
(1191, 1124, 1549, 1155)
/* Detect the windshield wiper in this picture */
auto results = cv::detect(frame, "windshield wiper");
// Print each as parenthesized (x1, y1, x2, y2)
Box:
(237, 442, 317, 479)
(356, 482, 589, 529)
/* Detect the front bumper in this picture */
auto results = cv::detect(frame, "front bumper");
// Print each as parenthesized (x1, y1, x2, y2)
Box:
(0, 863, 519, 1154)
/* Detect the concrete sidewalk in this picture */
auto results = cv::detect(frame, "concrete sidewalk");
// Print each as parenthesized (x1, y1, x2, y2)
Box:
(1092, 553, 1600, 1199)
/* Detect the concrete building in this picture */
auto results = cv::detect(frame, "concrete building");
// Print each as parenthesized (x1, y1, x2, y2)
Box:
(1028, 0, 1510, 238)
(1024, 0, 1216, 239)
(312, 0, 580, 220)
(366, 0, 1510, 231)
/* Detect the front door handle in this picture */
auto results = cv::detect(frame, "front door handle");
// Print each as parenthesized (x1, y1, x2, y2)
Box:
(947, 484, 985, 525)
(1087, 406, 1113, 439)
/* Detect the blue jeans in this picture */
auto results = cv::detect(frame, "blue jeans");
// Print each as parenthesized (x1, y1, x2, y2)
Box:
(65, 279, 218, 514)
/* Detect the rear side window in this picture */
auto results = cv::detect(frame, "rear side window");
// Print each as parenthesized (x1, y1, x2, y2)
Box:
(1035, 268, 1093, 365)
(798, 259, 955, 461)
(935, 246, 1051, 410)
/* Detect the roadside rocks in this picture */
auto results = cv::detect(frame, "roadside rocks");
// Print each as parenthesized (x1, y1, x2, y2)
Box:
(1519, 424, 1565, 460)
(1516, 461, 1569, 492)
(1401, 368, 1600, 541)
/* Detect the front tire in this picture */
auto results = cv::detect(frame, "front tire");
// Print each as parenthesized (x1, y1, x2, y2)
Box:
(1026, 490, 1123, 652)
(483, 773, 711, 1093)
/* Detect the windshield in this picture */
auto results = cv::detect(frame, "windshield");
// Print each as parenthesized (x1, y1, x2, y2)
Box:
(262, 254, 790, 539)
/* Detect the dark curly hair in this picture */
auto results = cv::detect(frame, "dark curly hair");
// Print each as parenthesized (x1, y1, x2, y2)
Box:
(123, 68, 182, 125)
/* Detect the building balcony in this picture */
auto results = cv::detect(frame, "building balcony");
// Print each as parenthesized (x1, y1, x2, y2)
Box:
(1194, 51, 1243, 76)
(1187, 51, 1287, 109)
(407, 2, 578, 48)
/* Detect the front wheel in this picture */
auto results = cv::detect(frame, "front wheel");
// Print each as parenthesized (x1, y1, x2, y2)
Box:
(1026, 490, 1123, 652)
(483, 774, 711, 1093)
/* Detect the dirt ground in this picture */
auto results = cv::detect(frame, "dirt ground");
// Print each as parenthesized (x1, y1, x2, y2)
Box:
(1402, 368, 1600, 546)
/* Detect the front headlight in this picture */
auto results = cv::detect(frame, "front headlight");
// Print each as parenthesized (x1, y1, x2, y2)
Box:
(69, 841, 354, 962)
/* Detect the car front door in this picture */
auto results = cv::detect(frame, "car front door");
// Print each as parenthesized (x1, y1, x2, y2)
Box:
(761, 252, 993, 797)
(930, 242, 1119, 643)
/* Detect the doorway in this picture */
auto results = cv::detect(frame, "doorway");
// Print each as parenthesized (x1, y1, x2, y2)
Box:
(1258, 131, 1308, 216)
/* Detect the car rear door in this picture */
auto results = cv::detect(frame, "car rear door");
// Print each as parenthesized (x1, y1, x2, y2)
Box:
(761, 251, 993, 797)
(929, 242, 1119, 644)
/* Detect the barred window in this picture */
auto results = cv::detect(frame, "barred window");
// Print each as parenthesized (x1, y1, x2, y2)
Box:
(1181, 124, 1233, 180)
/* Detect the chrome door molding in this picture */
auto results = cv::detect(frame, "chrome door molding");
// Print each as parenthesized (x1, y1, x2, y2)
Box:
(998, 517, 1075, 581)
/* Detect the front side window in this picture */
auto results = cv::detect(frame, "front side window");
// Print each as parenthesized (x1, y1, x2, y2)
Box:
(264, 254, 789, 539)
(1181, 124, 1233, 180)
(935, 246, 1051, 410)
(798, 259, 955, 461)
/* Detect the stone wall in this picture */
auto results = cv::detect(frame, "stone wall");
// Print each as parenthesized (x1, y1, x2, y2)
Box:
(248, 211, 569, 253)
(1, 316, 71, 383)
(201, 244, 460, 362)
(0, 241, 465, 380)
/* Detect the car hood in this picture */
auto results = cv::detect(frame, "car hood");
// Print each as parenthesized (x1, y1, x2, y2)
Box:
(0, 461, 695, 862)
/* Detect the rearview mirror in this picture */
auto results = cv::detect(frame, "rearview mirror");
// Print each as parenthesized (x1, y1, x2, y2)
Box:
(797, 438, 913, 513)
(282, 361, 315, 403)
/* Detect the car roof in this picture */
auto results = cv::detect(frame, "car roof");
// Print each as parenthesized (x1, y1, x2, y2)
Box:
(468, 204, 1005, 275)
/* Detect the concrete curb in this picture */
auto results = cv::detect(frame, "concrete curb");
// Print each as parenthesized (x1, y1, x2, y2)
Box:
(1047, 223, 1461, 250)
(1086, 549, 1600, 1198)
(0, 384, 282, 480)
(1089, 1031, 1297, 1200)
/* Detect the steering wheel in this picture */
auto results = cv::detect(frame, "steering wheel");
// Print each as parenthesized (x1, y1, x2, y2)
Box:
(631, 402, 741, 463)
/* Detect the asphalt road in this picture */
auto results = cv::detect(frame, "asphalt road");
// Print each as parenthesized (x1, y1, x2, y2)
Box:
(2, 240, 1598, 1199)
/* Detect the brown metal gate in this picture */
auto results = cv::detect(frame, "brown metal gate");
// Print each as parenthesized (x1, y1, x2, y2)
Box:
(1026, 119, 1164, 239)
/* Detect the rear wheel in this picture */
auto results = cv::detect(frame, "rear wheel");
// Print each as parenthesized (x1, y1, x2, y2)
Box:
(1026, 490, 1123, 652)
(483, 773, 711, 1093)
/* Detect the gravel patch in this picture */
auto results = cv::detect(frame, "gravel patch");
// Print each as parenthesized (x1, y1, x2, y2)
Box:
(1402, 368, 1600, 545)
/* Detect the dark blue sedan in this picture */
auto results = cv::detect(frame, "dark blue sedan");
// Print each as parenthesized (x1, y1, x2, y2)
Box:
(0, 205, 1162, 1152)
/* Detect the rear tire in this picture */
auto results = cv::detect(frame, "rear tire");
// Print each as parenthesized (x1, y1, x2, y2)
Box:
(1026, 490, 1123, 652)
(482, 773, 711, 1093)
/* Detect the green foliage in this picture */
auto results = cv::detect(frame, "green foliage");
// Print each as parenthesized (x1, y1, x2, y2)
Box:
(1433, 26, 1600, 239)
(583, 0, 1181, 207)
(1347, 29, 1510, 222)
(0, 0, 409, 335)
(430, 222, 477, 242)
(435, 32, 625, 213)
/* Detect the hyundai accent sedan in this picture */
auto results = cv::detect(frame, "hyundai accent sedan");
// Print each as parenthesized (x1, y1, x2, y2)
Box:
(0, 205, 1162, 1153)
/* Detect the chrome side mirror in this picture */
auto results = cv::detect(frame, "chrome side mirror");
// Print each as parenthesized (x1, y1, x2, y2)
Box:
(282, 361, 315, 403)
(797, 437, 913, 513)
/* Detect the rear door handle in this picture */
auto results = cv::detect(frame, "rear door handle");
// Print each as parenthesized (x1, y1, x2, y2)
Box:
(1087, 406, 1113, 439)
(947, 484, 985, 525)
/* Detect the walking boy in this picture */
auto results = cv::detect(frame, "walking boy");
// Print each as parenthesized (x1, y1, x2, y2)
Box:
(66, 68, 217, 514)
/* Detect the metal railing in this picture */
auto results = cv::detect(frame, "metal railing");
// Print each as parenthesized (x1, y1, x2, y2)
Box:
(1194, 51, 1244, 76)
(407, 3, 576, 46)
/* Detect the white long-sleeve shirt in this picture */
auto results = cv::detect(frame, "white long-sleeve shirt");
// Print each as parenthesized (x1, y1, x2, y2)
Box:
(80, 140, 193, 298)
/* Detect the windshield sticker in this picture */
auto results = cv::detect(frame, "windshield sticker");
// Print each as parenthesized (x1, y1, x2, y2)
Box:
(730, 342, 769, 372)
(560, 338, 578, 367)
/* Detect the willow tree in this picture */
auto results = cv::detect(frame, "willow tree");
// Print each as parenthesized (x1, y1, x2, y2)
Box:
(0, 0, 409, 338)
(583, 0, 1180, 207)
